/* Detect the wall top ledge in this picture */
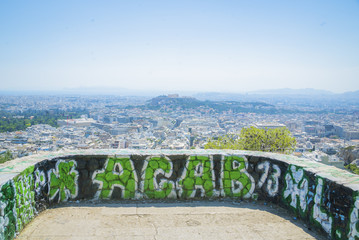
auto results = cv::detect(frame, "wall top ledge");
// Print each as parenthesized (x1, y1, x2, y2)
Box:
(0, 149, 358, 190)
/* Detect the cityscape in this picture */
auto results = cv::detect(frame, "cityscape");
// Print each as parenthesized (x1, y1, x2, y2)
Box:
(1, 91, 358, 171)
(1, 1, 359, 239)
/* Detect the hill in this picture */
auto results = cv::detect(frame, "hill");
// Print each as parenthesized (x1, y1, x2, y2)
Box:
(132, 95, 278, 113)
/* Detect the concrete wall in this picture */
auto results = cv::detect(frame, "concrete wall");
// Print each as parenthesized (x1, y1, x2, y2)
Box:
(0, 149, 359, 239)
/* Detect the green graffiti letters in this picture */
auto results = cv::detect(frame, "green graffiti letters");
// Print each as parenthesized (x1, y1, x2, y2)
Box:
(48, 160, 79, 203)
(92, 157, 137, 199)
(283, 165, 309, 215)
(178, 156, 218, 198)
(221, 156, 254, 198)
(141, 156, 176, 199)
(2, 153, 359, 240)
(0, 181, 16, 240)
(14, 166, 36, 231)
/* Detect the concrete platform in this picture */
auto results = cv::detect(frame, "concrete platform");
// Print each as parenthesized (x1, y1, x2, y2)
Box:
(17, 201, 326, 240)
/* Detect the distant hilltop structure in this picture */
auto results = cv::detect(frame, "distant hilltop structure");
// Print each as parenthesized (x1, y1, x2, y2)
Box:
(167, 94, 179, 98)
(255, 122, 286, 129)
(57, 117, 96, 127)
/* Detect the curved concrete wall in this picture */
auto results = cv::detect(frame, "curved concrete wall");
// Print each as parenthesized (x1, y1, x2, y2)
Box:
(0, 149, 358, 239)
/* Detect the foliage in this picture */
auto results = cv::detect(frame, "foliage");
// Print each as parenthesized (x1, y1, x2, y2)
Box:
(205, 127, 296, 154)
(128, 95, 281, 113)
(0, 150, 13, 164)
(205, 134, 241, 150)
(0, 109, 88, 133)
(345, 145, 355, 151)
(345, 164, 359, 175)
(339, 145, 359, 165)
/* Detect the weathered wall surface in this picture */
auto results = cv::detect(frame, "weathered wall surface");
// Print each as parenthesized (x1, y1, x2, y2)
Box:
(0, 150, 358, 240)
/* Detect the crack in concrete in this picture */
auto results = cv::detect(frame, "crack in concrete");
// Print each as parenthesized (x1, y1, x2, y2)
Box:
(151, 222, 159, 240)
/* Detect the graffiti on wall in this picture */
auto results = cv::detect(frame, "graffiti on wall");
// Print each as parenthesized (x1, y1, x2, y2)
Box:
(348, 192, 359, 240)
(48, 160, 79, 203)
(92, 157, 137, 199)
(282, 166, 345, 238)
(283, 165, 309, 215)
(1, 153, 359, 240)
(0, 159, 80, 239)
(256, 161, 281, 197)
(311, 177, 333, 235)
(177, 155, 218, 198)
(14, 166, 36, 231)
(0, 181, 16, 240)
(90, 155, 272, 200)
(91, 155, 257, 200)
(34, 169, 46, 196)
(140, 156, 176, 199)
(221, 156, 254, 198)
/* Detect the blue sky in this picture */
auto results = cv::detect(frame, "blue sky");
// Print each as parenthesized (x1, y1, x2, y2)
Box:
(0, 0, 358, 93)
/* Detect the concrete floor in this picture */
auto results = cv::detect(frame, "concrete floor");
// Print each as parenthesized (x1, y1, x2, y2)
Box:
(17, 201, 326, 240)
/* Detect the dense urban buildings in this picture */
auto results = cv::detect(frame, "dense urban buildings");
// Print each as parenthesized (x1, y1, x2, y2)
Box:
(0, 94, 358, 170)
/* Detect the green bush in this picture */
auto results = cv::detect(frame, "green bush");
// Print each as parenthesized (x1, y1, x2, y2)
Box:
(0, 150, 13, 164)
(345, 164, 359, 175)
(205, 127, 296, 154)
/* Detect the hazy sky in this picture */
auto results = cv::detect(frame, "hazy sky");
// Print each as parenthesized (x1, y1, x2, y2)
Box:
(1, 0, 358, 93)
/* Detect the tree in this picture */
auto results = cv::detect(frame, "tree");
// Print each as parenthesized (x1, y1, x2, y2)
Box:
(205, 127, 296, 154)
(345, 164, 359, 175)
(0, 150, 13, 164)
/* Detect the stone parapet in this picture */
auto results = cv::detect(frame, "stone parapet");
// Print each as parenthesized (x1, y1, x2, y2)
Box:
(0, 149, 358, 239)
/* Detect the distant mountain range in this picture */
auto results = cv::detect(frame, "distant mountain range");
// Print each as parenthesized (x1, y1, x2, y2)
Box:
(1, 88, 358, 106)
(340, 90, 359, 98)
(1, 87, 357, 112)
(193, 88, 359, 102)
(247, 88, 335, 95)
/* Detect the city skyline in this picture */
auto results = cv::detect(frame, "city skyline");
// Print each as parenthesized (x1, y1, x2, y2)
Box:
(1, 1, 359, 93)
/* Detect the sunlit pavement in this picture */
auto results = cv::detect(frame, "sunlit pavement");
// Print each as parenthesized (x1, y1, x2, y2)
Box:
(17, 201, 326, 240)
